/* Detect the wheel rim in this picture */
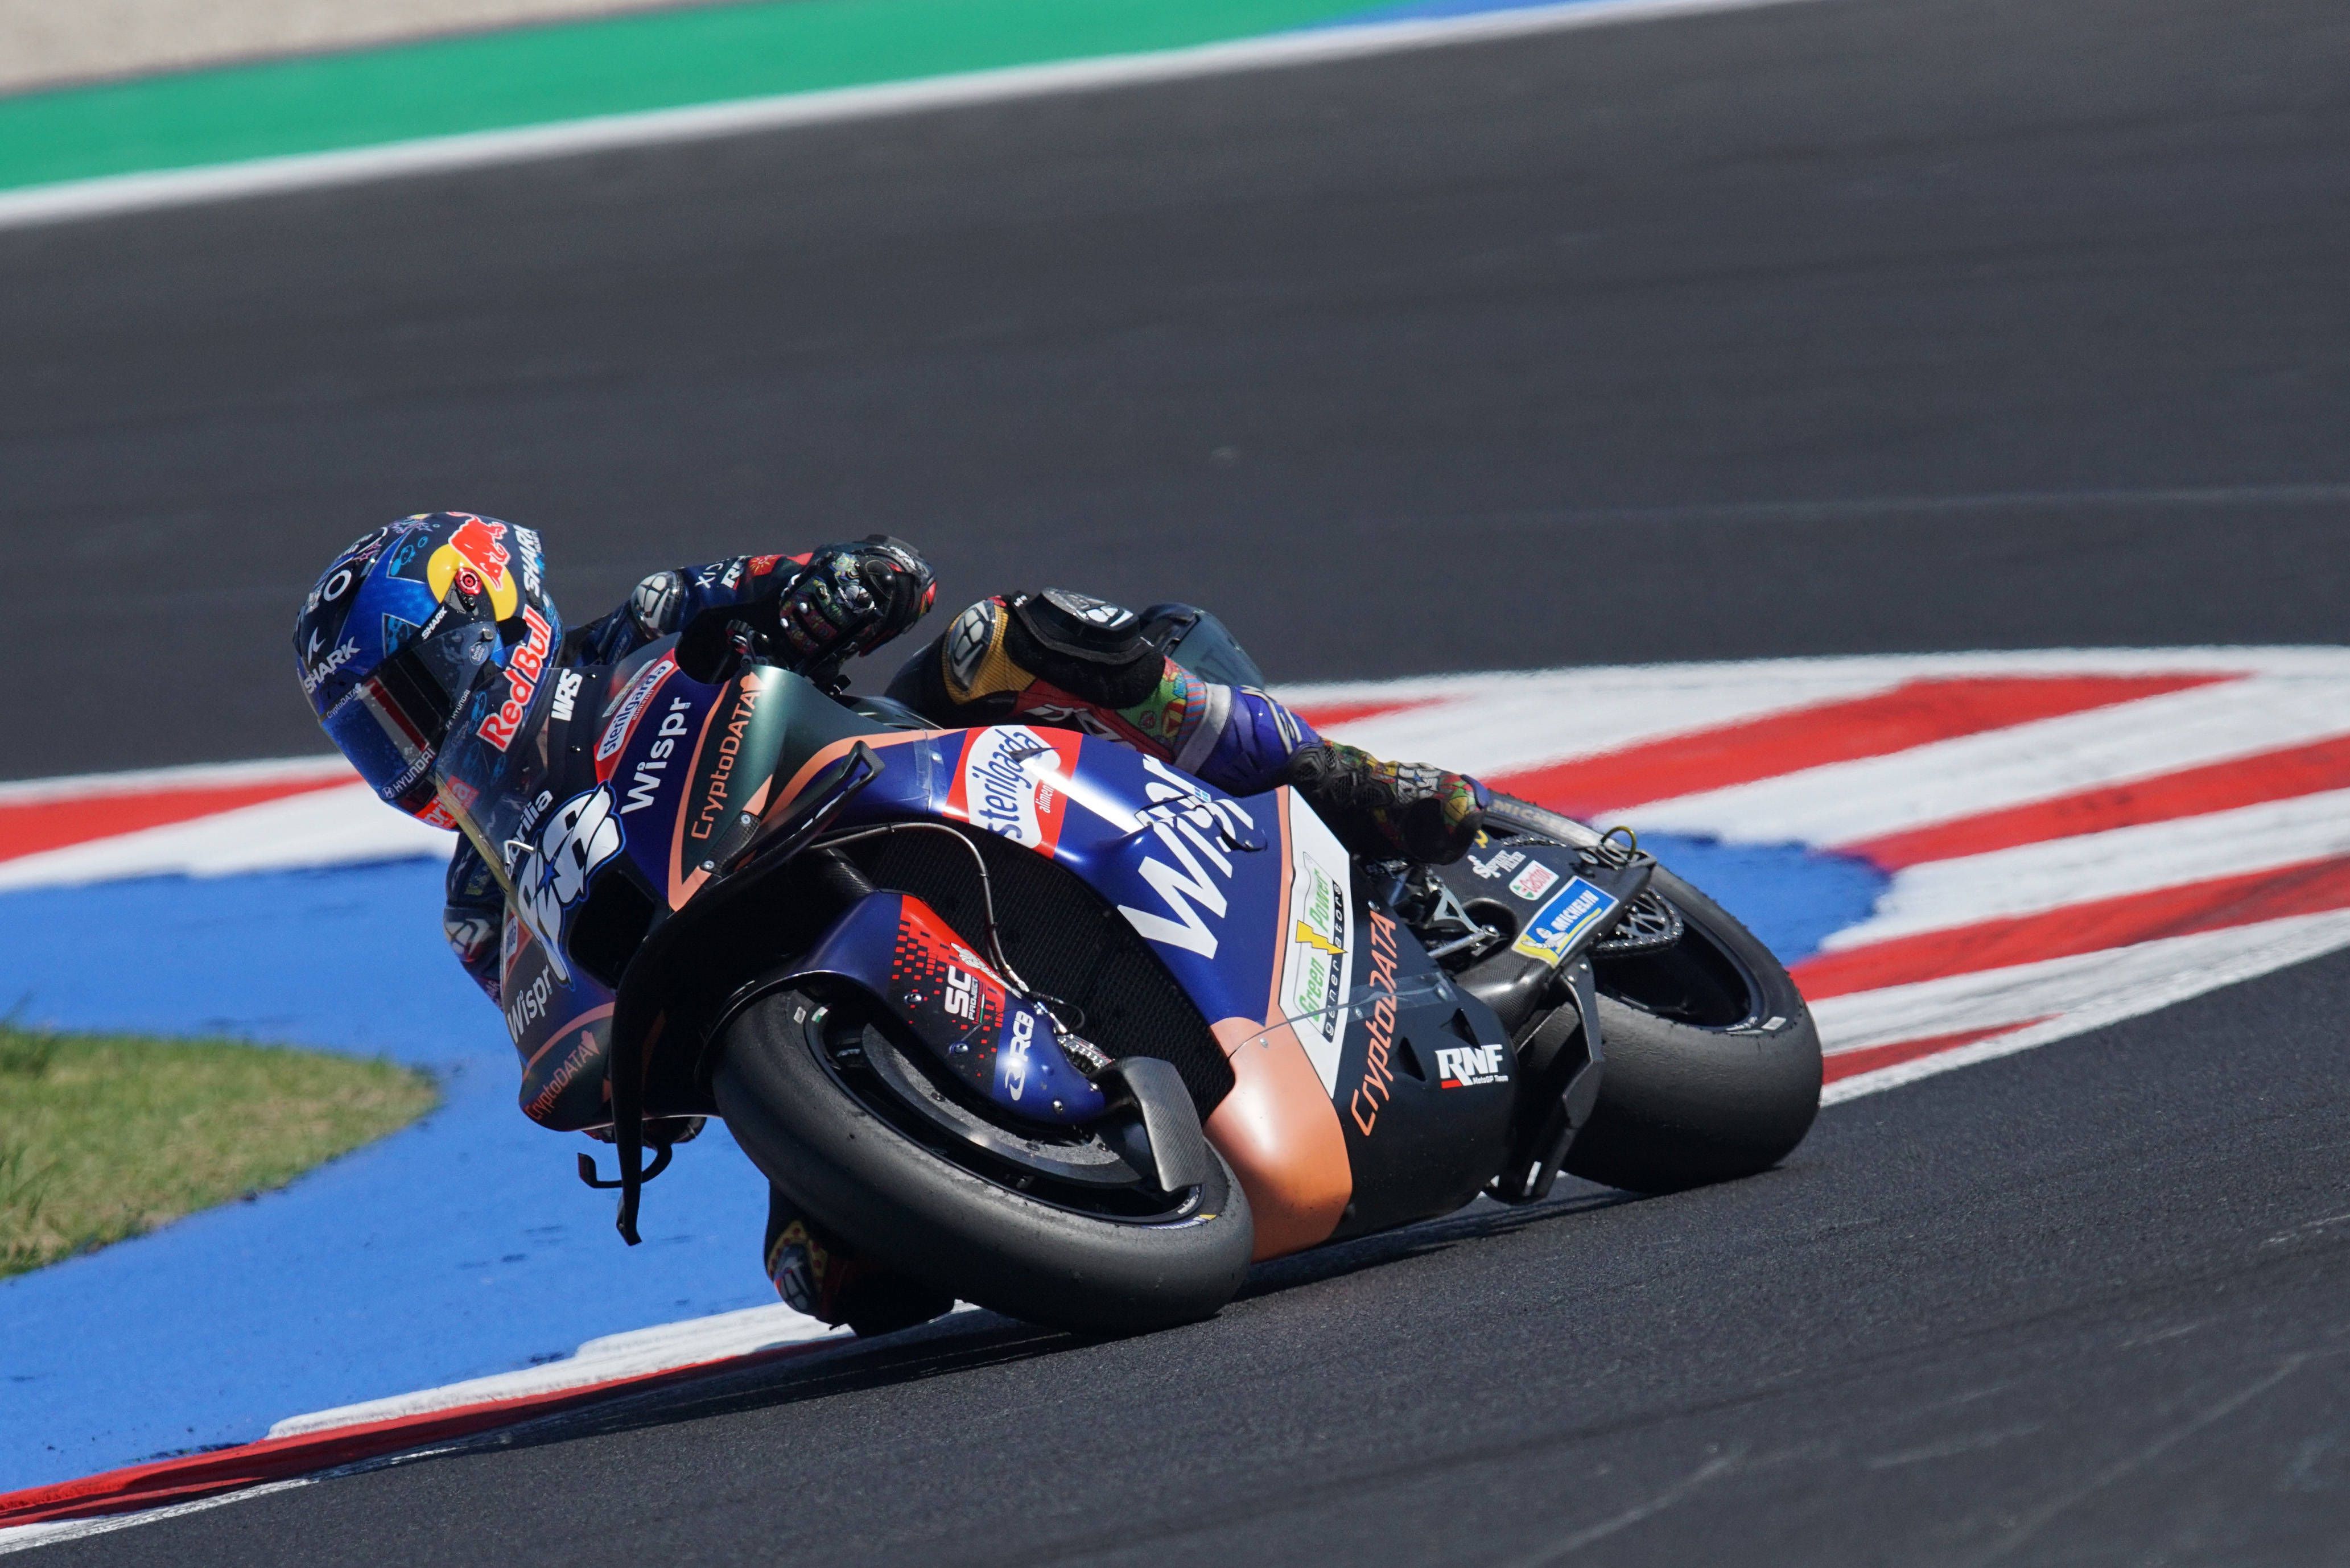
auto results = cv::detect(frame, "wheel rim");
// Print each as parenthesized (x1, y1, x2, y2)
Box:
(1479, 802, 1774, 1034)
(1593, 886, 1685, 956)
(801, 996, 1213, 1225)
(1590, 909, 1765, 1031)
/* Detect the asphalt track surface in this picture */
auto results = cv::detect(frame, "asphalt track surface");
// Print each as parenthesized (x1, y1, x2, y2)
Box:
(11, 0, 2350, 1561)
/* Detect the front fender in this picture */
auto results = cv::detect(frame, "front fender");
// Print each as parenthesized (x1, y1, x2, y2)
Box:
(779, 890, 1108, 1126)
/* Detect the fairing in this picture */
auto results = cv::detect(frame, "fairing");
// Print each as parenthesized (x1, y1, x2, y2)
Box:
(784, 890, 1110, 1126)
(487, 656, 1523, 1255)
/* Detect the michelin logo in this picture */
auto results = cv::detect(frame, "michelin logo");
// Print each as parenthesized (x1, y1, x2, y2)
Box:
(1510, 876, 1619, 966)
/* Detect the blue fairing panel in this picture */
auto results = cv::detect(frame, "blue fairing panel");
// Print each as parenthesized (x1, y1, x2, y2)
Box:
(831, 723, 1292, 1036)
(781, 889, 1109, 1126)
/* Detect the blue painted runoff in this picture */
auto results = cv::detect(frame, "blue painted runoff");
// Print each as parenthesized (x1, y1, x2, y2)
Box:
(0, 835, 1878, 1492)
(1633, 832, 1885, 964)
(0, 861, 774, 1493)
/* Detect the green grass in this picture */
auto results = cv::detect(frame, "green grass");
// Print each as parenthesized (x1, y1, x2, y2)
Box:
(0, 1023, 436, 1280)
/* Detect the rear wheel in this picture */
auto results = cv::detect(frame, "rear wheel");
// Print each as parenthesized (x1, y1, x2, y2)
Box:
(714, 985, 1254, 1334)
(1485, 796, 1823, 1192)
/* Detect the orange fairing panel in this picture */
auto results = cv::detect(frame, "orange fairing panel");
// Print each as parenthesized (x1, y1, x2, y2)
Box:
(1205, 1017, 1354, 1260)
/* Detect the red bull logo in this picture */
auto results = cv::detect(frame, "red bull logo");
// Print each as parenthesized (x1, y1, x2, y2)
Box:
(476, 605, 553, 751)
(427, 515, 519, 621)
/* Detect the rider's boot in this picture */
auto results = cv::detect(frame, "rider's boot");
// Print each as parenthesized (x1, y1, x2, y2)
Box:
(764, 1187, 951, 1338)
(888, 589, 1487, 863)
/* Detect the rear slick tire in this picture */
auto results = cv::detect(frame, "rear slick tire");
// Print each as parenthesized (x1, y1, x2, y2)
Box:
(713, 989, 1254, 1335)
(1485, 796, 1823, 1194)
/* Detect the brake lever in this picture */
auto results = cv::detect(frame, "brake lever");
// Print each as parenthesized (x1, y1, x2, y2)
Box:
(724, 618, 766, 667)
(730, 616, 859, 693)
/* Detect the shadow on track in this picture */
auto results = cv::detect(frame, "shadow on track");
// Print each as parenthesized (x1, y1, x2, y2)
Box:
(365, 1185, 1646, 1478)
(1235, 1186, 1641, 1302)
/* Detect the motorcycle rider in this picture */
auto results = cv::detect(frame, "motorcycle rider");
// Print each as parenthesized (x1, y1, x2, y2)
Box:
(295, 512, 1490, 1332)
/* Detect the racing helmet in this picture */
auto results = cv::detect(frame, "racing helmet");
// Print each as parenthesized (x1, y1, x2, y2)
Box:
(294, 513, 559, 823)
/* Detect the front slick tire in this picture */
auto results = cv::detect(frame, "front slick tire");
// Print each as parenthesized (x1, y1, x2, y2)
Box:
(714, 989, 1253, 1336)
(1486, 796, 1823, 1194)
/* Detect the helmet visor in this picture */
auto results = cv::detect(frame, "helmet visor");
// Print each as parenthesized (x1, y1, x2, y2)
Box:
(319, 624, 492, 811)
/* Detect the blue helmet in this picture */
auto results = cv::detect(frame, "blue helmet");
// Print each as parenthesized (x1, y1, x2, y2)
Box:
(294, 513, 560, 822)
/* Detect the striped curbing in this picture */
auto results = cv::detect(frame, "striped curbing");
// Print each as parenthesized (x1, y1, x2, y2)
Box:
(9, 647, 2350, 1526)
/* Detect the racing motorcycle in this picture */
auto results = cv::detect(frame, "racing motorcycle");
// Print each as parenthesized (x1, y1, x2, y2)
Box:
(473, 614, 1820, 1334)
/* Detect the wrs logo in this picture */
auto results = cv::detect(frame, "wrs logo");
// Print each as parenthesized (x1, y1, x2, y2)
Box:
(1434, 1042, 1507, 1088)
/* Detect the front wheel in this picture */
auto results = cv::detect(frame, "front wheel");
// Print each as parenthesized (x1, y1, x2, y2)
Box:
(714, 987, 1254, 1334)
(1485, 796, 1823, 1193)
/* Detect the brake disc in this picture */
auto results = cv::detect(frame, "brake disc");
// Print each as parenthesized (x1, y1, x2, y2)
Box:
(1593, 888, 1684, 956)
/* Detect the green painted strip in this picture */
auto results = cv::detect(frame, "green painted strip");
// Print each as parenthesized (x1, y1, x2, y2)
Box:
(0, 0, 1371, 193)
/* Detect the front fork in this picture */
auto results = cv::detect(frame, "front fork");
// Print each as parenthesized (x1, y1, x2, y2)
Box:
(1493, 958, 1604, 1203)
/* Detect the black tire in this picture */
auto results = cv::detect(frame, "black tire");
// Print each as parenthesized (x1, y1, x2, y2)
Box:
(714, 988, 1254, 1334)
(1486, 796, 1823, 1193)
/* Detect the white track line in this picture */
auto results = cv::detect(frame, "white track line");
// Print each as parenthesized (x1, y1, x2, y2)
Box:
(0, 754, 349, 807)
(1820, 913, 2350, 1103)
(1819, 787, 2350, 951)
(267, 1302, 843, 1437)
(1310, 666, 1910, 778)
(0, 1307, 921, 1555)
(0, 1478, 320, 1557)
(1279, 647, 2350, 715)
(1622, 676, 2350, 846)
(0, 1308, 847, 1554)
(1294, 649, 2350, 792)
(0, 782, 450, 892)
(1808, 911, 2350, 1057)
(0, 0, 1820, 233)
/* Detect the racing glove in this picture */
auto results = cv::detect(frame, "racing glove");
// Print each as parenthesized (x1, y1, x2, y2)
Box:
(1283, 742, 1491, 864)
(677, 535, 935, 681)
(773, 535, 936, 668)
